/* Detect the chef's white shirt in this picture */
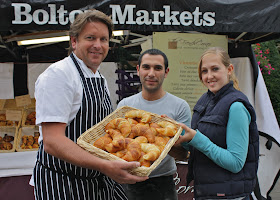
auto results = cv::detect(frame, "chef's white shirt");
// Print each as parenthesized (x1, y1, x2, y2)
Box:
(35, 53, 110, 142)
(30, 54, 110, 186)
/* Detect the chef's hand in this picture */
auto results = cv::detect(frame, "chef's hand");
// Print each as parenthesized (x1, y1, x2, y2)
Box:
(101, 160, 148, 184)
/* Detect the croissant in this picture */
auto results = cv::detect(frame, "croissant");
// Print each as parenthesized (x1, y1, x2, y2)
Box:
(125, 110, 152, 123)
(148, 124, 158, 137)
(105, 118, 121, 130)
(105, 118, 131, 137)
(134, 136, 148, 144)
(106, 129, 126, 148)
(149, 123, 160, 139)
(144, 128, 157, 143)
(154, 136, 170, 152)
(129, 123, 148, 138)
(104, 143, 122, 153)
(126, 118, 138, 126)
(141, 143, 161, 161)
(156, 121, 177, 137)
(93, 134, 113, 150)
(129, 123, 156, 143)
(112, 149, 127, 158)
(138, 151, 151, 167)
(150, 122, 161, 129)
(122, 138, 142, 162)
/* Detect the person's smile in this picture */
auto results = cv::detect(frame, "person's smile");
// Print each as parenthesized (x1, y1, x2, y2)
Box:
(145, 78, 158, 84)
(207, 80, 217, 87)
(88, 51, 103, 57)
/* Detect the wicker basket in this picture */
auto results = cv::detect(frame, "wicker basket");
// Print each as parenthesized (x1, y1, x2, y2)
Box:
(21, 108, 36, 127)
(16, 126, 39, 152)
(0, 126, 18, 153)
(0, 109, 22, 128)
(77, 106, 182, 177)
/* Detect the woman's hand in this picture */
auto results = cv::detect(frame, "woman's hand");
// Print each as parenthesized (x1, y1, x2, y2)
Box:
(175, 123, 197, 144)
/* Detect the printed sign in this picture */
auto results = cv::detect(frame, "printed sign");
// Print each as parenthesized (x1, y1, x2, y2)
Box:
(15, 94, 32, 107)
(6, 109, 22, 121)
(153, 32, 227, 111)
(174, 164, 194, 200)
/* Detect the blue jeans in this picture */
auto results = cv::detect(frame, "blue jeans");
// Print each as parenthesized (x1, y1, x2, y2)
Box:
(122, 175, 178, 200)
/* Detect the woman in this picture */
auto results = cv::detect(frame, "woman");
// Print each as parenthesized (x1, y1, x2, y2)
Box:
(175, 47, 259, 200)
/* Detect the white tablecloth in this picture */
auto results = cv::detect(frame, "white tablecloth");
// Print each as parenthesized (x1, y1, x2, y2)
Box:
(0, 151, 37, 177)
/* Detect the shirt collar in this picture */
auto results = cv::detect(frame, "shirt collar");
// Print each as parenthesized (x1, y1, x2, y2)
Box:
(72, 53, 101, 78)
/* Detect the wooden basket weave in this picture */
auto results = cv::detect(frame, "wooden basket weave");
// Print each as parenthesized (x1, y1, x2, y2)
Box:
(21, 108, 36, 127)
(0, 126, 18, 153)
(0, 109, 22, 128)
(16, 126, 39, 152)
(77, 106, 182, 176)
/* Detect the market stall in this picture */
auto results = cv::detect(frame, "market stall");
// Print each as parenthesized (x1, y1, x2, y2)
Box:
(0, 99, 37, 200)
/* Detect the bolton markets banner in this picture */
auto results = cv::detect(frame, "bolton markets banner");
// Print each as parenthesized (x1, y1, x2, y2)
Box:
(0, 0, 280, 32)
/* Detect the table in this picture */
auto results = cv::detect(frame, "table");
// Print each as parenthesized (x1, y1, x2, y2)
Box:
(0, 151, 37, 177)
(0, 152, 194, 200)
(0, 151, 37, 200)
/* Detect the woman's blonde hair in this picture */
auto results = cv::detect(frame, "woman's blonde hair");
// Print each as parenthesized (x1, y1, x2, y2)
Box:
(198, 47, 240, 90)
(68, 9, 113, 55)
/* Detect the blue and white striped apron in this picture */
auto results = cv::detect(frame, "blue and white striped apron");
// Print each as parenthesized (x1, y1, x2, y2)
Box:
(34, 54, 127, 200)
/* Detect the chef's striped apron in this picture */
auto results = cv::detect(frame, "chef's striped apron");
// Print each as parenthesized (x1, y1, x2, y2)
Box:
(33, 54, 127, 200)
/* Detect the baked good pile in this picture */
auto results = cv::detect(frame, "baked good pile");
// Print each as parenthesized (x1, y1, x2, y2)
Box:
(93, 110, 177, 167)
(20, 131, 40, 149)
(0, 134, 14, 150)
(0, 113, 19, 127)
(25, 111, 36, 125)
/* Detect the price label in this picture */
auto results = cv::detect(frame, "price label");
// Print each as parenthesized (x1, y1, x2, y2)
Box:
(15, 94, 31, 107)
(0, 99, 6, 110)
(6, 110, 22, 121)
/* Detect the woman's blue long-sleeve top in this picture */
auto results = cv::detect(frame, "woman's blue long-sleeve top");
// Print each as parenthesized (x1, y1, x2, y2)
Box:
(189, 102, 251, 173)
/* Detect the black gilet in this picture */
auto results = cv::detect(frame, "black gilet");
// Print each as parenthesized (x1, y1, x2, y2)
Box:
(188, 82, 259, 199)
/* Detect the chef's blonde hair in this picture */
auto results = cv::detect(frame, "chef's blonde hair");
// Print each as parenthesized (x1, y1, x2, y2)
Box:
(68, 9, 113, 55)
(198, 47, 240, 90)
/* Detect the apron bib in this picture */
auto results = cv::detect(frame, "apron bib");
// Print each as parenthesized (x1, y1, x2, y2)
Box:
(34, 54, 127, 200)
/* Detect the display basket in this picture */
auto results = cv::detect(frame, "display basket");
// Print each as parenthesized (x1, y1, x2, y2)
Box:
(16, 126, 40, 152)
(77, 106, 182, 176)
(0, 109, 22, 128)
(21, 108, 36, 127)
(0, 126, 18, 153)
